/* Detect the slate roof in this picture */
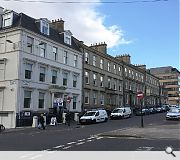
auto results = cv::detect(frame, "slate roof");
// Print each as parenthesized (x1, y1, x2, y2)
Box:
(0, 12, 81, 52)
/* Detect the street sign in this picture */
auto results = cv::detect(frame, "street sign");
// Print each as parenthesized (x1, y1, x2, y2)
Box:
(137, 91, 143, 99)
(54, 98, 63, 107)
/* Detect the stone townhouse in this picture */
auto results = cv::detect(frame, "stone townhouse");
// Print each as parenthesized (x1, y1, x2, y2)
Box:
(0, 7, 83, 128)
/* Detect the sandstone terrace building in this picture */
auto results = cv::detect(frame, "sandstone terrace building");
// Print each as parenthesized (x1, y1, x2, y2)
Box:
(0, 7, 164, 128)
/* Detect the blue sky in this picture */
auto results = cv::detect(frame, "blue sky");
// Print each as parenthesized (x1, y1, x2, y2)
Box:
(2, 0, 179, 70)
(98, 0, 179, 69)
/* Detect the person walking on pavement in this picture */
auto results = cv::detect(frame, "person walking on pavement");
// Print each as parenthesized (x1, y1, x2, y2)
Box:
(38, 114, 45, 130)
(65, 111, 71, 126)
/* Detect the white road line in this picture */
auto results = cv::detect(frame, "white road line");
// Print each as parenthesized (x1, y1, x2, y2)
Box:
(62, 146, 72, 150)
(67, 142, 76, 145)
(87, 140, 92, 142)
(53, 145, 64, 149)
(76, 142, 85, 145)
(96, 137, 103, 140)
(78, 139, 86, 142)
(29, 154, 43, 160)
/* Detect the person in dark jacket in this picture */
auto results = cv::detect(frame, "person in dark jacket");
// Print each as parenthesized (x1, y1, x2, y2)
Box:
(65, 111, 71, 126)
(39, 114, 45, 130)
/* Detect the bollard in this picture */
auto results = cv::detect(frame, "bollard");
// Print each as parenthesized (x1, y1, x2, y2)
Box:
(63, 113, 66, 124)
(32, 116, 38, 128)
(74, 113, 79, 122)
(43, 116, 46, 127)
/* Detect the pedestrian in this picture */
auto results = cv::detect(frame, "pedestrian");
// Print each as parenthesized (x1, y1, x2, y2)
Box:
(38, 114, 45, 130)
(65, 111, 71, 126)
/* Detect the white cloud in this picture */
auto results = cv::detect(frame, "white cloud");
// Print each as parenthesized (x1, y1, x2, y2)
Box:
(1, 0, 132, 48)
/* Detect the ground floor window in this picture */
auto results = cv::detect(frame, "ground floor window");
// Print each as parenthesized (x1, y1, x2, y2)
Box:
(100, 93, 104, 105)
(24, 90, 31, 108)
(85, 92, 89, 104)
(38, 92, 45, 109)
(73, 96, 77, 109)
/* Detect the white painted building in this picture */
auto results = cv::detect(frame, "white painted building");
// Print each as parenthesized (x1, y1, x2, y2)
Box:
(0, 7, 83, 128)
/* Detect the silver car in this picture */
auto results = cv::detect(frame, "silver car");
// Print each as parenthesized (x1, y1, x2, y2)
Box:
(166, 108, 180, 120)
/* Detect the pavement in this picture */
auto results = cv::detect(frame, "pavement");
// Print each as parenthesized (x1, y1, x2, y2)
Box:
(99, 123, 180, 140)
(1, 121, 80, 134)
(1, 121, 180, 141)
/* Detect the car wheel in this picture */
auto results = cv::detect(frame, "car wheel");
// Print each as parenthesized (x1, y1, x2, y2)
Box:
(104, 117, 108, 122)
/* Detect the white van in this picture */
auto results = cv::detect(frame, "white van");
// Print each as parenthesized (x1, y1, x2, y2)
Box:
(110, 107, 132, 119)
(80, 109, 108, 124)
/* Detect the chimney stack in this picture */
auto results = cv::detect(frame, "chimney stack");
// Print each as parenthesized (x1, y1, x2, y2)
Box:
(90, 42, 107, 54)
(136, 64, 146, 70)
(116, 54, 131, 64)
(50, 18, 64, 33)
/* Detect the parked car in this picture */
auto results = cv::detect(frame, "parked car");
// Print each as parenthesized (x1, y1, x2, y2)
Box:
(144, 108, 150, 115)
(110, 107, 132, 119)
(149, 107, 156, 114)
(155, 107, 163, 113)
(162, 105, 170, 112)
(80, 109, 108, 124)
(166, 108, 180, 120)
(134, 108, 146, 116)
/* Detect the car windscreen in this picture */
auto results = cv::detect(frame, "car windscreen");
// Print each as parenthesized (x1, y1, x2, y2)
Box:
(169, 109, 180, 113)
(84, 111, 96, 116)
(112, 109, 124, 113)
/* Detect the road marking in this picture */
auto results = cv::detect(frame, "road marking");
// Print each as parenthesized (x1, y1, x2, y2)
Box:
(53, 145, 64, 149)
(105, 136, 117, 139)
(96, 137, 103, 140)
(29, 154, 43, 160)
(76, 142, 85, 145)
(78, 139, 86, 142)
(87, 136, 96, 139)
(87, 140, 92, 142)
(62, 146, 72, 149)
(67, 142, 76, 145)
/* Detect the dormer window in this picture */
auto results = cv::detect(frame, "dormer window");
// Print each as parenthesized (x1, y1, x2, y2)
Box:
(64, 30, 72, 45)
(40, 19, 49, 35)
(2, 10, 13, 27)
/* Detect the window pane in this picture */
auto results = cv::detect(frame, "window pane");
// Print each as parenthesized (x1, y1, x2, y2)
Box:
(24, 91, 31, 108)
(52, 47, 57, 61)
(40, 67, 45, 73)
(24, 91, 31, 98)
(25, 63, 32, 70)
(25, 70, 31, 79)
(73, 96, 77, 109)
(39, 92, 44, 108)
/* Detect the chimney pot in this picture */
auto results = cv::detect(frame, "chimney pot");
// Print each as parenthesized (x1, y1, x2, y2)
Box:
(50, 18, 64, 32)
